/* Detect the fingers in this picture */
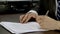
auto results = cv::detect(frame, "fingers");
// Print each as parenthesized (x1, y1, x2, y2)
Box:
(21, 13, 29, 23)
(24, 14, 31, 23)
(19, 14, 25, 23)
(20, 12, 38, 23)
(22, 13, 34, 23)
(24, 13, 38, 23)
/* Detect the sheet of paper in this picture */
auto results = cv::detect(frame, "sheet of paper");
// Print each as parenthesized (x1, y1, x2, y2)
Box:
(0, 22, 47, 34)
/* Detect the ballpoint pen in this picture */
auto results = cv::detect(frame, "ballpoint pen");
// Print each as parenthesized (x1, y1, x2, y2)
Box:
(45, 10, 49, 16)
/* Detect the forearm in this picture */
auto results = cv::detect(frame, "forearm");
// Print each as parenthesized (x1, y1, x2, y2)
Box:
(56, 21, 60, 30)
(40, 20, 60, 30)
(36, 16, 60, 30)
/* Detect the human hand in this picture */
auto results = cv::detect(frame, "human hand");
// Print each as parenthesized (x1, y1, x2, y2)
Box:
(36, 16, 59, 30)
(19, 12, 38, 23)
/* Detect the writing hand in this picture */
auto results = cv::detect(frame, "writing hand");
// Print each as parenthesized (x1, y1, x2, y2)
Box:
(36, 16, 59, 30)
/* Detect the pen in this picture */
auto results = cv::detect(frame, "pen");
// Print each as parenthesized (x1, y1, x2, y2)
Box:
(45, 10, 49, 16)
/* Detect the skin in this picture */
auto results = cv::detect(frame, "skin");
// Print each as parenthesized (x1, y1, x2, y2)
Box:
(19, 13, 60, 30)
(36, 16, 60, 30)
(20, 12, 38, 23)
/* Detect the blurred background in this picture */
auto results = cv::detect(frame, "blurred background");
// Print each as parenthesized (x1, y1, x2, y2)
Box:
(0, 0, 40, 14)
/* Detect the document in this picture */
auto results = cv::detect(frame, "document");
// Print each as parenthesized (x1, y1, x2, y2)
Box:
(0, 22, 47, 34)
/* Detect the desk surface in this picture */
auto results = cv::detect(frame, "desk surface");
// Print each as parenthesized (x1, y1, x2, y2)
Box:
(24, 31, 60, 34)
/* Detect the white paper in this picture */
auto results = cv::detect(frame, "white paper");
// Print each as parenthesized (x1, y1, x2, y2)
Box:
(0, 22, 47, 34)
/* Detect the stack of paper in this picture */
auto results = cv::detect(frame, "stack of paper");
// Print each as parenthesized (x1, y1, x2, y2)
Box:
(0, 22, 47, 34)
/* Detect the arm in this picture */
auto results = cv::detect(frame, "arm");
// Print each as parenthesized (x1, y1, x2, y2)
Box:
(36, 16, 60, 30)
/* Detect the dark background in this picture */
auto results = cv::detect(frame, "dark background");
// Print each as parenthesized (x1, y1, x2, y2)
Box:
(0, 0, 56, 20)
(0, 1, 39, 14)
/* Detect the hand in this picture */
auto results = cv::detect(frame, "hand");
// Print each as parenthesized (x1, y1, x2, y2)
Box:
(36, 16, 59, 30)
(19, 12, 38, 23)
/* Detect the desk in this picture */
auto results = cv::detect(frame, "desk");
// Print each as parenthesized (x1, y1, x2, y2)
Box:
(24, 31, 60, 34)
